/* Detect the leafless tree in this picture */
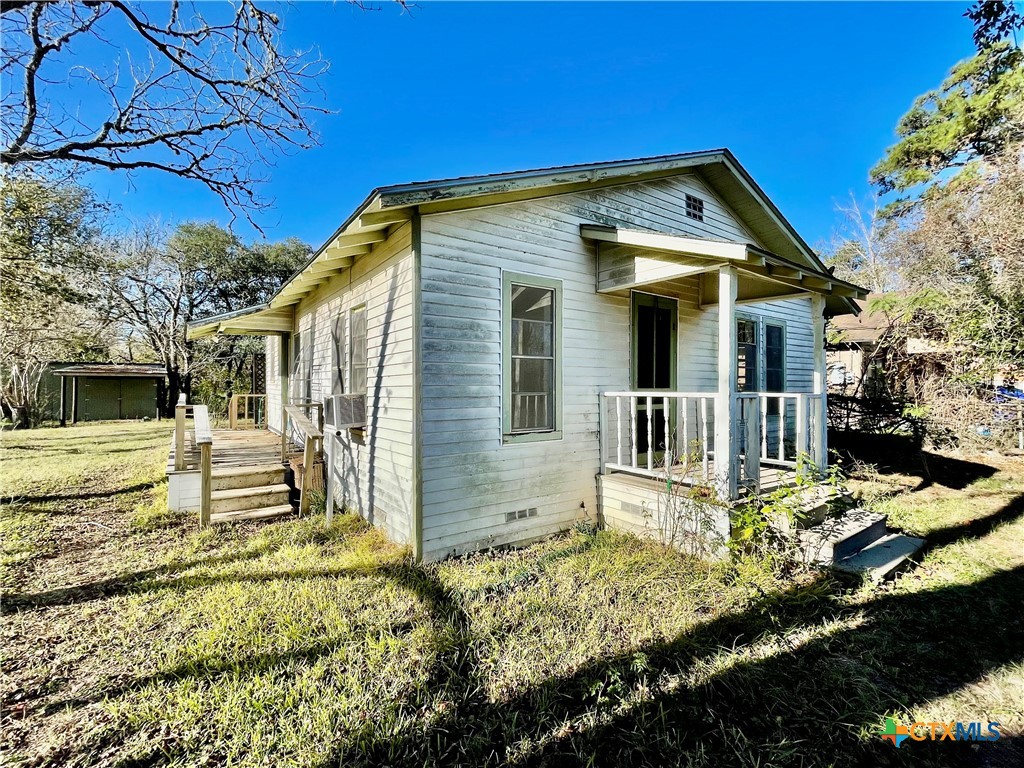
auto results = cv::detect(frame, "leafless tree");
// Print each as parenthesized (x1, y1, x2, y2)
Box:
(1, 0, 329, 222)
(823, 193, 906, 294)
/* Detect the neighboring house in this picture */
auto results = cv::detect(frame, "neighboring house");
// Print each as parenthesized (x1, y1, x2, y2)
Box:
(826, 295, 891, 396)
(52, 363, 166, 424)
(186, 149, 866, 561)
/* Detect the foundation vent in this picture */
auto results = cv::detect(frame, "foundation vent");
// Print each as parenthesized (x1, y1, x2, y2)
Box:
(505, 507, 539, 523)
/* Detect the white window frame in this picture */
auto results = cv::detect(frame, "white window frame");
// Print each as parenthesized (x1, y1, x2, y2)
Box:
(349, 304, 368, 397)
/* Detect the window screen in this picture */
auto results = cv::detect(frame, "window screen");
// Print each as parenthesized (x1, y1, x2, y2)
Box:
(349, 305, 367, 395)
(509, 283, 555, 432)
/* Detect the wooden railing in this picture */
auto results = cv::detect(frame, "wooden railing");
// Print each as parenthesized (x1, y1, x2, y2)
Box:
(600, 390, 826, 492)
(228, 393, 267, 430)
(174, 393, 193, 471)
(282, 401, 323, 516)
(194, 404, 213, 528)
(736, 392, 826, 474)
(173, 394, 215, 527)
(600, 391, 716, 480)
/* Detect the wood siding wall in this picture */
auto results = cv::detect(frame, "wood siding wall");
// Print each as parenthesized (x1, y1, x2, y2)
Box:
(269, 223, 415, 546)
(418, 174, 815, 560)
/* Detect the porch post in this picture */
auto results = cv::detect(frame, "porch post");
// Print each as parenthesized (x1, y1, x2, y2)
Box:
(715, 266, 738, 500)
(811, 293, 827, 471)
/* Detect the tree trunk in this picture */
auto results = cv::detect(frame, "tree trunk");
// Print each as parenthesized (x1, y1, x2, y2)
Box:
(164, 367, 192, 416)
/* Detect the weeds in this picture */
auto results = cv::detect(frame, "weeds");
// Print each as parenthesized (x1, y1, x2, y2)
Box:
(3, 424, 1023, 767)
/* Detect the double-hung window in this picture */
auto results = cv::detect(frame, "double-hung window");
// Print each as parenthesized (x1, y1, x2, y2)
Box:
(503, 272, 561, 442)
(349, 305, 367, 396)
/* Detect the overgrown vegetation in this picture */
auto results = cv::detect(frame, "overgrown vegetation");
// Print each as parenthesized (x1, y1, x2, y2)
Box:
(825, 4, 1024, 450)
(2, 423, 1022, 767)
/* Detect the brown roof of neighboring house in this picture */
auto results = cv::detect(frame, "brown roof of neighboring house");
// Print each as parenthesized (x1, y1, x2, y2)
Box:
(51, 363, 166, 379)
(829, 293, 892, 344)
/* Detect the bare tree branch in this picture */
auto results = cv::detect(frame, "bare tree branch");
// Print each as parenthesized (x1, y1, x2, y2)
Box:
(1, 1, 338, 226)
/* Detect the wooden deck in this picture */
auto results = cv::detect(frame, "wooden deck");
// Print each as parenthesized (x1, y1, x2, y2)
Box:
(170, 428, 295, 473)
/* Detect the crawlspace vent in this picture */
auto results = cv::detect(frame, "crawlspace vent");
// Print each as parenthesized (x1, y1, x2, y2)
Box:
(505, 507, 539, 523)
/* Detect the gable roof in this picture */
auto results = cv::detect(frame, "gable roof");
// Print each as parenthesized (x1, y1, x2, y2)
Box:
(189, 149, 852, 338)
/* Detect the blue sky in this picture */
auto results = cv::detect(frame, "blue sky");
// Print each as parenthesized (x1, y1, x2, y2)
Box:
(87, 1, 976, 250)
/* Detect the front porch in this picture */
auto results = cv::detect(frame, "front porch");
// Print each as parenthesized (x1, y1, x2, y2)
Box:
(584, 224, 863, 503)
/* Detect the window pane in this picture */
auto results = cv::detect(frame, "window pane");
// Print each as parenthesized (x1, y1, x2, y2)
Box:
(351, 306, 367, 395)
(512, 358, 553, 431)
(512, 285, 553, 322)
(511, 318, 552, 357)
(766, 324, 784, 393)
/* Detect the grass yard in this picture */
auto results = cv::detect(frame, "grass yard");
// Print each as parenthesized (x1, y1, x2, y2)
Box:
(2, 423, 1022, 767)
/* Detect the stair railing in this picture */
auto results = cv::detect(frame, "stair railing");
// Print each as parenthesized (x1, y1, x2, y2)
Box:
(282, 402, 323, 516)
(194, 404, 214, 527)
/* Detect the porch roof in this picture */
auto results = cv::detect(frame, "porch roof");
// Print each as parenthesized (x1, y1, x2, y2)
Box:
(187, 304, 294, 339)
(581, 225, 866, 316)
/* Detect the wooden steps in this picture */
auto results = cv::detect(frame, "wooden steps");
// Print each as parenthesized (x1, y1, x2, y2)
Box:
(211, 463, 286, 491)
(207, 459, 295, 525)
(212, 483, 291, 513)
(210, 504, 295, 524)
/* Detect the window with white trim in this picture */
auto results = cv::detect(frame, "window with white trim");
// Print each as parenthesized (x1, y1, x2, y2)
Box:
(765, 322, 786, 415)
(349, 305, 367, 395)
(765, 323, 786, 392)
(503, 273, 561, 440)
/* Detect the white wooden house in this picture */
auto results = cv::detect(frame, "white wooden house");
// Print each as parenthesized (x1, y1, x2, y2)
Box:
(187, 150, 867, 561)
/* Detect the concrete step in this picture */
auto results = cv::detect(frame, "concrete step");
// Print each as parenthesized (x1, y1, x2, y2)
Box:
(211, 483, 291, 514)
(210, 463, 286, 492)
(833, 533, 925, 581)
(798, 508, 888, 564)
(794, 486, 855, 527)
(209, 504, 295, 524)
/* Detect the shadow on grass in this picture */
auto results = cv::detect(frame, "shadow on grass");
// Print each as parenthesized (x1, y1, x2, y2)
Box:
(19, 503, 1024, 768)
(8, 481, 157, 505)
(328, 563, 1024, 768)
(923, 492, 1024, 552)
(831, 432, 999, 491)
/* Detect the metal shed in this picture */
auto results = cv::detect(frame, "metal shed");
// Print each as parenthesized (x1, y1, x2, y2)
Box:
(51, 364, 166, 425)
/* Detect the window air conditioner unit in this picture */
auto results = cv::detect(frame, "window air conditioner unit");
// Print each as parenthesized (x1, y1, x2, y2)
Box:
(324, 394, 366, 431)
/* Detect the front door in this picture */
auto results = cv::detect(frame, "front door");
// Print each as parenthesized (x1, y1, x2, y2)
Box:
(631, 293, 677, 461)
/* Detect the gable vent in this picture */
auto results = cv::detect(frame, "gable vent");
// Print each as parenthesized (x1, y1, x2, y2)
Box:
(505, 507, 539, 523)
(685, 193, 704, 222)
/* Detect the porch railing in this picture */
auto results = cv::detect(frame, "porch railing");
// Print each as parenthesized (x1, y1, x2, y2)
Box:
(600, 391, 716, 481)
(228, 393, 267, 430)
(282, 401, 324, 516)
(599, 390, 826, 490)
